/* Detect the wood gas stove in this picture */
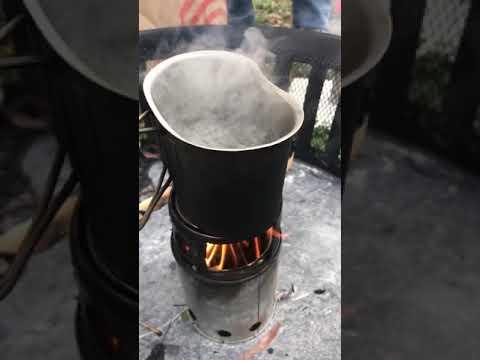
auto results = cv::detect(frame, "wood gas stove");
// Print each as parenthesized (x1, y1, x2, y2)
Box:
(169, 189, 283, 343)
(140, 47, 304, 344)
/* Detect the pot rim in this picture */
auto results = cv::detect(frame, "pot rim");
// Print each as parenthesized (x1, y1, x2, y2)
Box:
(342, 0, 392, 88)
(143, 50, 304, 152)
(24, 0, 136, 100)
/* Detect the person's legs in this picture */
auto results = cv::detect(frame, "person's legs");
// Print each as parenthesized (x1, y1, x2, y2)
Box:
(293, 0, 331, 31)
(227, 0, 255, 27)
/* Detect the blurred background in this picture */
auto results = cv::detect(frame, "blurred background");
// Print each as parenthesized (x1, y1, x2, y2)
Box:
(343, 0, 480, 358)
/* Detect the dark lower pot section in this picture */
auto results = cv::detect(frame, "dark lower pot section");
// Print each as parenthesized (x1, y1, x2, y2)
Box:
(47, 52, 138, 292)
(71, 201, 138, 359)
(162, 129, 291, 239)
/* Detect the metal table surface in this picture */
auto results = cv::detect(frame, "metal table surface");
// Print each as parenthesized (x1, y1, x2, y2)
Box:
(139, 160, 341, 360)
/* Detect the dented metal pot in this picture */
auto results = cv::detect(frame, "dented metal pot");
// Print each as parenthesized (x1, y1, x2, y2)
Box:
(143, 51, 303, 237)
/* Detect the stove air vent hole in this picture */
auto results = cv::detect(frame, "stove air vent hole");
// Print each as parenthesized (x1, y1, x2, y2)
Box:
(188, 309, 197, 321)
(217, 330, 232, 337)
(249, 322, 262, 331)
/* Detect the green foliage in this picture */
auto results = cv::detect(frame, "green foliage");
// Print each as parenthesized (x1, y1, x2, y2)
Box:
(311, 125, 330, 155)
(290, 62, 312, 79)
(410, 45, 454, 113)
(253, 0, 292, 27)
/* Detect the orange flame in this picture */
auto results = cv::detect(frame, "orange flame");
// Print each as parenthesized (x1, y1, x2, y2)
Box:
(254, 237, 261, 258)
(217, 244, 227, 270)
(206, 243, 219, 267)
(199, 226, 282, 272)
(267, 227, 286, 239)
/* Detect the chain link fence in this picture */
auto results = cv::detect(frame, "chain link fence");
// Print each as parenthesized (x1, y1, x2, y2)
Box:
(287, 62, 341, 157)
(370, 0, 479, 172)
(410, 0, 472, 112)
(417, 0, 470, 57)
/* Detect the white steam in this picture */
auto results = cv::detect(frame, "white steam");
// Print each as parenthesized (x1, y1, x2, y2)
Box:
(145, 28, 298, 150)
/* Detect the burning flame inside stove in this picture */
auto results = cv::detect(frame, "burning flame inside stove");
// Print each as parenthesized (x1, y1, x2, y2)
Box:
(204, 227, 283, 271)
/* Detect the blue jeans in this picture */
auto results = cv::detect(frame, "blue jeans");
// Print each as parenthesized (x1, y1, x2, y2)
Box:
(227, 0, 255, 27)
(293, 0, 331, 31)
(228, 0, 331, 31)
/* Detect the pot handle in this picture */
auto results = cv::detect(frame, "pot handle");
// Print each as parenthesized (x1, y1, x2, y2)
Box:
(138, 109, 173, 231)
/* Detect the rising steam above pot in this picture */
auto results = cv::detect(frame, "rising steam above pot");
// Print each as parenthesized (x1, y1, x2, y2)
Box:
(143, 50, 304, 152)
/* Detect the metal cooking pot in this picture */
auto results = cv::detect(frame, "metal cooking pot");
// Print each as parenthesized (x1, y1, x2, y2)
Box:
(143, 50, 304, 238)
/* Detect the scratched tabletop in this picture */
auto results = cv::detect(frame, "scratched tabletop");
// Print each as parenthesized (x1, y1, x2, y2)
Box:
(139, 160, 341, 360)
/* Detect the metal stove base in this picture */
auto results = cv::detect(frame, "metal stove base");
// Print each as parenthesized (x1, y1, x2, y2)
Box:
(190, 300, 277, 345)
(176, 258, 279, 344)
